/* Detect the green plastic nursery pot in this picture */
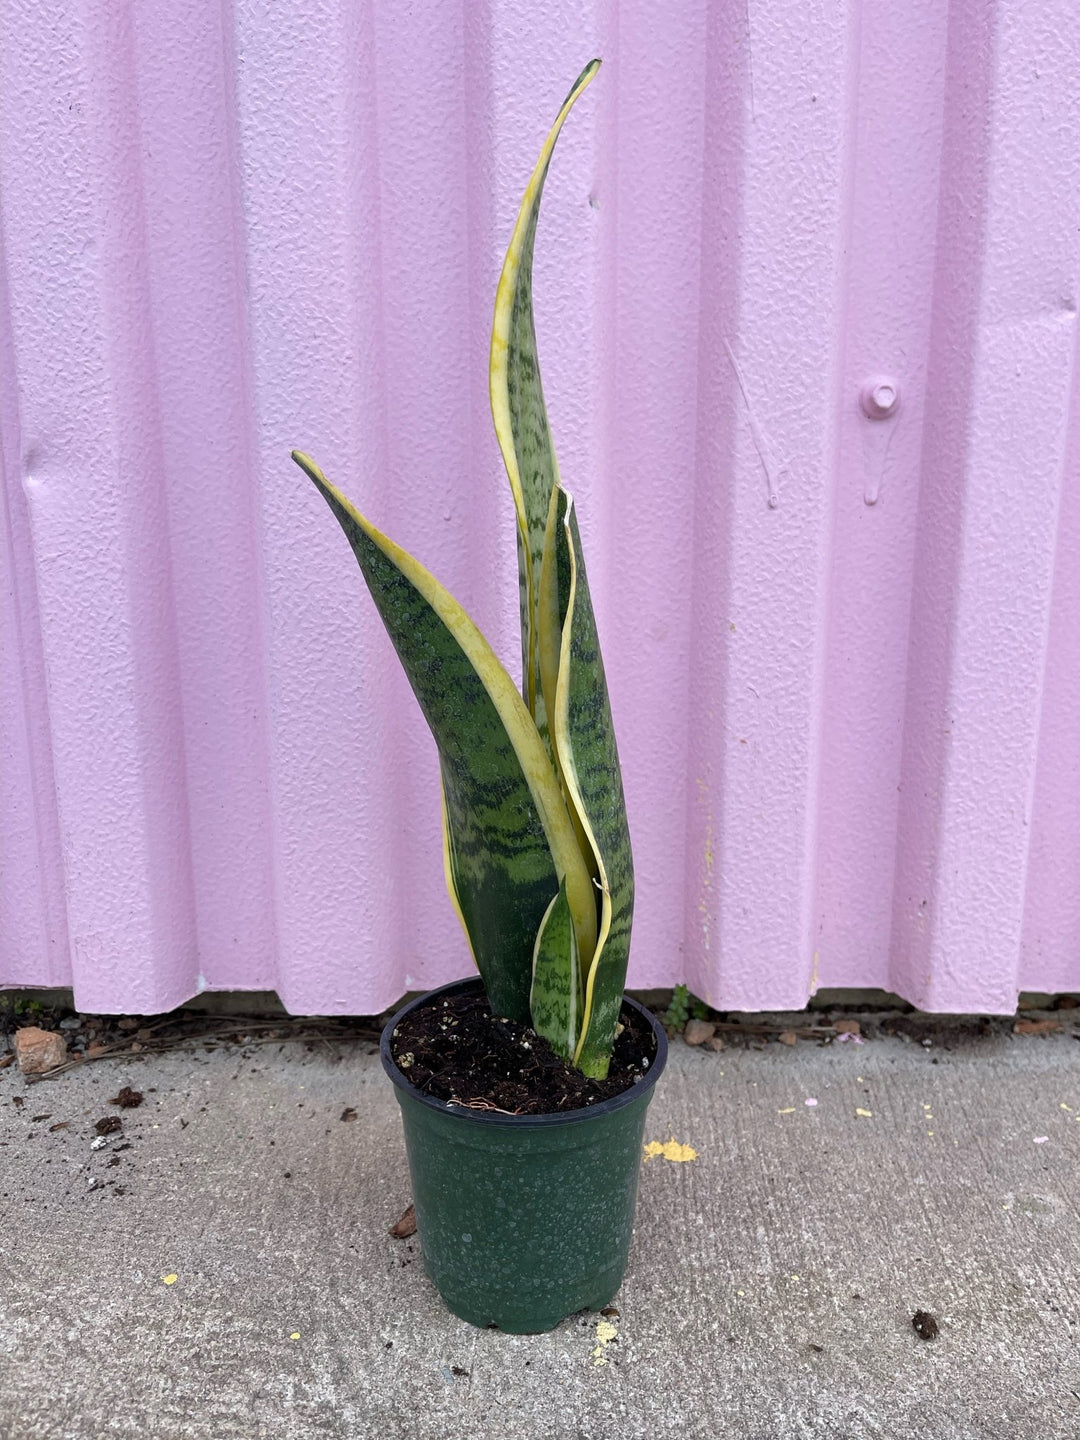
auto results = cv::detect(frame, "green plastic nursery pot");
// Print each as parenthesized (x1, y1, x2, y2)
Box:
(381, 977, 668, 1333)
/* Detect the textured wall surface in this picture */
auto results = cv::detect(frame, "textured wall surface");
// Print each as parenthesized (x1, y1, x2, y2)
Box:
(3, 1, 1079, 1015)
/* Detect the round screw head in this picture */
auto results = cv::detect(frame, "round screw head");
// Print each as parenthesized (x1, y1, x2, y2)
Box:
(860, 376, 900, 420)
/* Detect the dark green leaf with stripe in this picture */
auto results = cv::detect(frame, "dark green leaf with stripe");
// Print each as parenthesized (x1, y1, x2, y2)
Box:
(491, 59, 601, 746)
(529, 877, 580, 1063)
(552, 496, 635, 1079)
(296, 454, 564, 1024)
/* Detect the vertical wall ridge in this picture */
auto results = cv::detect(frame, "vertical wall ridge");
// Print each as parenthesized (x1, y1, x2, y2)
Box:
(804, 0, 864, 1003)
(1021, 290, 1080, 992)
(96, 4, 199, 1004)
(210, 0, 281, 993)
(888, 0, 995, 1006)
(814, 0, 953, 998)
(0, 236, 72, 988)
(681, 0, 744, 1005)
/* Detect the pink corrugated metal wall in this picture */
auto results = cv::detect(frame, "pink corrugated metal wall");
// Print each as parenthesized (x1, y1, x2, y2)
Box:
(3, 1, 1079, 1015)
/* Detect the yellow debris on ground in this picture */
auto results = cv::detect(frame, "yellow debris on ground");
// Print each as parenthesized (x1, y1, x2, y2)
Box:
(643, 1137, 699, 1163)
(592, 1318, 618, 1366)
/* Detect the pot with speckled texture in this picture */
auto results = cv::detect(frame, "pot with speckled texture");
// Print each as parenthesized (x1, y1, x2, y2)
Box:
(380, 977, 668, 1333)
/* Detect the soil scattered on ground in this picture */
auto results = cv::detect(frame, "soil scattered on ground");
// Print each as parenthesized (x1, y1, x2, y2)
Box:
(389, 991, 656, 1115)
(109, 1086, 144, 1108)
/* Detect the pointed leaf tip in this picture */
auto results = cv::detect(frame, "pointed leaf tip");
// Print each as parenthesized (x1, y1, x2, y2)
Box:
(490, 60, 602, 751)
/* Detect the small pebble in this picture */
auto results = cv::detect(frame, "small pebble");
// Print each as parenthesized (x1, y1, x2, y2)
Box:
(683, 1019, 716, 1047)
(13, 1027, 67, 1075)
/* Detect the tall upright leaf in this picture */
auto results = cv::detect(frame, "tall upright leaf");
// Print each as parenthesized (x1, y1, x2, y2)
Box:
(544, 490, 635, 1079)
(292, 451, 597, 1021)
(489, 58, 600, 746)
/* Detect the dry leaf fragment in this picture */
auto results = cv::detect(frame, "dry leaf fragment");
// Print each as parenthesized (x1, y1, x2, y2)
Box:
(777, 1031, 798, 1047)
(834, 1020, 861, 1036)
(389, 1203, 417, 1239)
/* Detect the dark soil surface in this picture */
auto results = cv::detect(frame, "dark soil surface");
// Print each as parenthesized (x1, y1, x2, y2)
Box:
(389, 991, 657, 1115)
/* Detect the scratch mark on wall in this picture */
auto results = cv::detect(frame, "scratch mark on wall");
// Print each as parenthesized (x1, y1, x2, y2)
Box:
(742, 0, 756, 121)
(724, 340, 781, 508)
(863, 414, 900, 506)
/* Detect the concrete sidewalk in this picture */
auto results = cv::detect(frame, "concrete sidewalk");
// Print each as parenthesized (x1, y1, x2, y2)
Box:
(1, 1020, 1078, 1439)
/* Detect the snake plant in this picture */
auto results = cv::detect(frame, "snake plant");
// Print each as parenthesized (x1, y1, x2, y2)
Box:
(293, 60, 631, 1079)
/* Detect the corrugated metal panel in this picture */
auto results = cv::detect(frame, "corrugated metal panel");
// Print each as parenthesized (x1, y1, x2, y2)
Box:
(3, 1, 1079, 1014)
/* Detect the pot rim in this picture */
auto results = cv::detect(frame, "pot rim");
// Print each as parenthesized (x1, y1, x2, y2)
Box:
(380, 976, 668, 1128)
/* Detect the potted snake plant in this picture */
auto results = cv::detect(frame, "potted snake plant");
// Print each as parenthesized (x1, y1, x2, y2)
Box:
(293, 59, 667, 1333)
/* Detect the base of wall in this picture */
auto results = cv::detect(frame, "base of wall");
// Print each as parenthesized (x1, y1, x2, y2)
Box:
(2, 985, 1075, 1021)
